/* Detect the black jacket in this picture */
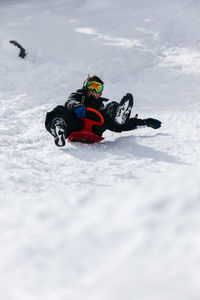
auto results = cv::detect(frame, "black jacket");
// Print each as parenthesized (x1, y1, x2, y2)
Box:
(45, 89, 146, 137)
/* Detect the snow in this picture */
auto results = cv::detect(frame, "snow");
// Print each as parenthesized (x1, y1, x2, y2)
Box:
(0, 0, 200, 299)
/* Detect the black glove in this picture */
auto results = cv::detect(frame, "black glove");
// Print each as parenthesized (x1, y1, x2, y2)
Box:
(145, 118, 162, 129)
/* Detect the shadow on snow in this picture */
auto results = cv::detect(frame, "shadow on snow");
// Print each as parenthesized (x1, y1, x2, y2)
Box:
(61, 133, 188, 166)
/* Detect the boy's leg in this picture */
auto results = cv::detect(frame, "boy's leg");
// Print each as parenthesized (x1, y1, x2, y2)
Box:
(104, 93, 134, 125)
(50, 117, 69, 147)
(46, 107, 83, 147)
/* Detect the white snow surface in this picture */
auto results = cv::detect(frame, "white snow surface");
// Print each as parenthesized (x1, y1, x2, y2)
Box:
(0, 0, 200, 299)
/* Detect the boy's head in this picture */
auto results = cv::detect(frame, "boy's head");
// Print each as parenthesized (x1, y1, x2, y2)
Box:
(83, 75, 104, 98)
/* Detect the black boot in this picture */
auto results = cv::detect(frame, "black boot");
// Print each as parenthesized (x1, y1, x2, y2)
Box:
(50, 117, 69, 147)
(114, 93, 134, 125)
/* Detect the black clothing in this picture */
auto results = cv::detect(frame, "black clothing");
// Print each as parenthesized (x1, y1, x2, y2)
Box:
(45, 89, 146, 137)
(9, 40, 27, 59)
(50, 117, 68, 147)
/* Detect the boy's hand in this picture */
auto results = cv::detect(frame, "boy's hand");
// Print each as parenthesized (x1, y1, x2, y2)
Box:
(145, 118, 162, 129)
(74, 106, 86, 118)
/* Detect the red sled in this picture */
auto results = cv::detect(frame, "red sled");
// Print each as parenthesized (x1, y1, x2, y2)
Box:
(68, 107, 104, 143)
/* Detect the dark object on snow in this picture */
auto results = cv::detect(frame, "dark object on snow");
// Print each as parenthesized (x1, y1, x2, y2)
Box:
(144, 118, 162, 129)
(9, 40, 27, 58)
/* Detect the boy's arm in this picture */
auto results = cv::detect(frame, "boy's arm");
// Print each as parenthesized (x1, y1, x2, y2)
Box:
(64, 92, 84, 112)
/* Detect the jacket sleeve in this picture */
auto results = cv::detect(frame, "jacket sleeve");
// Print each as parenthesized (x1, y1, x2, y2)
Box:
(64, 92, 83, 112)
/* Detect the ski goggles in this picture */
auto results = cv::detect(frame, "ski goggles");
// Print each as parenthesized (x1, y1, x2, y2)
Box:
(84, 81, 104, 94)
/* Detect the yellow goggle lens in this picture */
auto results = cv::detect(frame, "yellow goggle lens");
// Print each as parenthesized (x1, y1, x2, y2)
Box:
(84, 81, 104, 94)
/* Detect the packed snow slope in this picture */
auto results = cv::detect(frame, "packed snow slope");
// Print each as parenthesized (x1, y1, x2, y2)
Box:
(0, 0, 200, 299)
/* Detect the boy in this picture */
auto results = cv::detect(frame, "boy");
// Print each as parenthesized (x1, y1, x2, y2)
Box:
(45, 75, 161, 146)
